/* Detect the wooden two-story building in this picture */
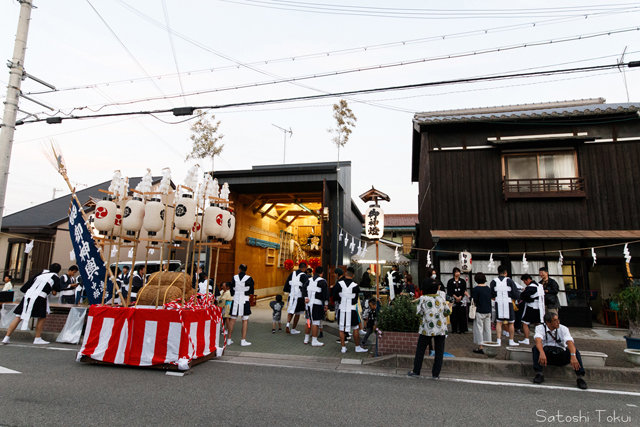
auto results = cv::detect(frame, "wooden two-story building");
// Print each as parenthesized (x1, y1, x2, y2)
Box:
(412, 98, 640, 327)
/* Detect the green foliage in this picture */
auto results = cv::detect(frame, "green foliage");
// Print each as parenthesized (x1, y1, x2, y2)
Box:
(614, 286, 640, 322)
(327, 99, 357, 148)
(377, 294, 420, 333)
(186, 110, 224, 171)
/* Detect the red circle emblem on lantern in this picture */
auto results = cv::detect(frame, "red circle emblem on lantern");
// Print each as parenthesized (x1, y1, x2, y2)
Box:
(95, 206, 108, 219)
(192, 222, 201, 232)
(216, 214, 223, 226)
(114, 214, 122, 226)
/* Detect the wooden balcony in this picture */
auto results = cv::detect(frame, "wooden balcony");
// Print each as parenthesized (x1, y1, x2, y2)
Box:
(502, 176, 587, 200)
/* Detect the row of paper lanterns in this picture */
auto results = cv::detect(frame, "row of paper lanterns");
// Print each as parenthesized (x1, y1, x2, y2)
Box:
(93, 193, 235, 242)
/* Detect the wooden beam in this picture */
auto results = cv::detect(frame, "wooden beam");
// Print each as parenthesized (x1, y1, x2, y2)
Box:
(244, 195, 262, 210)
(252, 200, 268, 215)
(276, 209, 290, 222)
(285, 214, 301, 227)
(261, 203, 277, 218)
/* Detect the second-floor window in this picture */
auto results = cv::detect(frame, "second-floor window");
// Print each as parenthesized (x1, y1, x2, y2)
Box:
(502, 151, 585, 197)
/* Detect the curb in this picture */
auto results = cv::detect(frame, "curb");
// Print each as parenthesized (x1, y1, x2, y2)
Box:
(0, 328, 60, 343)
(363, 353, 640, 385)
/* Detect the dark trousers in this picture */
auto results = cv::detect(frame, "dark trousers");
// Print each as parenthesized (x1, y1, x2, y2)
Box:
(532, 346, 586, 376)
(413, 334, 446, 378)
(361, 327, 374, 346)
(450, 304, 468, 333)
(514, 306, 523, 330)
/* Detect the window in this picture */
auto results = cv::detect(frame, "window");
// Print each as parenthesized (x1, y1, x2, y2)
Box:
(502, 151, 585, 198)
(6, 242, 28, 281)
(402, 235, 412, 254)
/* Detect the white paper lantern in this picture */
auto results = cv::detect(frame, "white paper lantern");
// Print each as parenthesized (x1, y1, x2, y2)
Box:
(144, 198, 164, 236)
(175, 194, 197, 234)
(459, 250, 472, 273)
(220, 209, 232, 241)
(123, 197, 145, 235)
(226, 213, 236, 241)
(112, 208, 123, 237)
(221, 211, 235, 241)
(192, 213, 205, 241)
(364, 205, 384, 239)
(203, 204, 224, 238)
(94, 199, 117, 233)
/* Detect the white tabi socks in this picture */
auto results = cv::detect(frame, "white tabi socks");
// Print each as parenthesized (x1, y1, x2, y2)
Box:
(241, 339, 251, 346)
(2, 336, 9, 344)
(304, 334, 310, 344)
(33, 337, 49, 345)
(496, 338, 501, 346)
(355, 345, 368, 353)
(341, 346, 347, 353)
(227, 339, 234, 345)
(519, 338, 530, 345)
(508, 339, 519, 346)
(311, 337, 324, 347)
(290, 328, 300, 334)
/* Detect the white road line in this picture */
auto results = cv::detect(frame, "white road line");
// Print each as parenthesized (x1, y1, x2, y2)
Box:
(2, 344, 77, 351)
(0, 366, 21, 374)
(213, 358, 640, 397)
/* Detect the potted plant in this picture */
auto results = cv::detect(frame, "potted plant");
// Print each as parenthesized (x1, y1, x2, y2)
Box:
(613, 285, 640, 349)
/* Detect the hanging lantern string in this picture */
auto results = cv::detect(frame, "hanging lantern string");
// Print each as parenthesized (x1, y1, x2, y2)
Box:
(407, 238, 640, 257)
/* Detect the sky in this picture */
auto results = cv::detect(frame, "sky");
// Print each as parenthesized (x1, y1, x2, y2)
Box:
(0, 0, 639, 217)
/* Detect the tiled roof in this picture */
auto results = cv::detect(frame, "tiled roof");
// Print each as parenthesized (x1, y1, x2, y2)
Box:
(413, 99, 640, 125)
(384, 214, 418, 227)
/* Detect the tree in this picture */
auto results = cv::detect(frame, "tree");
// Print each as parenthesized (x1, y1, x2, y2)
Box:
(327, 99, 356, 265)
(186, 110, 224, 171)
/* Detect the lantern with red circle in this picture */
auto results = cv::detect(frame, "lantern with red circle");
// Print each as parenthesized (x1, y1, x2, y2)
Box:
(94, 199, 117, 234)
(203, 203, 224, 239)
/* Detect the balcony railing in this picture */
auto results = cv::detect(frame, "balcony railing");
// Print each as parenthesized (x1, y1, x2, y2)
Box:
(502, 176, 587, 200)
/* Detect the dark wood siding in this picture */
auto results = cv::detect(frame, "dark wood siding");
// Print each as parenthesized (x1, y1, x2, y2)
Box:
(426, 142, 640, 231)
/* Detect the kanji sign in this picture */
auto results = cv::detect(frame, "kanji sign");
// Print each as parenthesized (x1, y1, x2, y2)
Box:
(69, 198, 110, 305)
(364, 205, 384, 239)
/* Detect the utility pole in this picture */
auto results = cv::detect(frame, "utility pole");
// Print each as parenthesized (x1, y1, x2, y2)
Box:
(0, 0, 34, 229)
(272, 124, 292, 164)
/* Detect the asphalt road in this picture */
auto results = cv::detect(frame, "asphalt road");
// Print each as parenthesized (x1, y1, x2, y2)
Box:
(0, 343, 638, 427)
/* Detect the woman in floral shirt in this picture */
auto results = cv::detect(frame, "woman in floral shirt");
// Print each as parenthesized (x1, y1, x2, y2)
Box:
(408, 280, 452, 379)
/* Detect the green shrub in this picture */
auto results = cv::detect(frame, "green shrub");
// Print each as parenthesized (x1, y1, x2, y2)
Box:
(377, 294, 420, 333)
(613, 285, 640, 337)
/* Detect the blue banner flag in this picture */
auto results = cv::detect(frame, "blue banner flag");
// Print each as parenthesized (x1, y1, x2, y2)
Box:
(68, 197, 111, 305)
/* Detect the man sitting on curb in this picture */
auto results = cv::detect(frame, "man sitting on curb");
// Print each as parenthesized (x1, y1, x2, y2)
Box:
(532, 312, 587, 390)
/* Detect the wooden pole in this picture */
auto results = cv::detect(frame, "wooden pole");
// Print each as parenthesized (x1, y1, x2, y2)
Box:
(110, 233, 124, 306)
(125, 231, 140, 307)
(375, 240, 380, 303)
(101, 232, 114, 305)
(212, 247, 221, 291)
(154, 192, 172, 308)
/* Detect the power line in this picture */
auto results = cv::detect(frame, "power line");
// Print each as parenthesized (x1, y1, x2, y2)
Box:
(16, 62, 638, 126)
(161, 0, 186, 106)
(223, 0, 640, 19)
(85, 0, 175, 108)
(54, 26, 640, 110)
(25, 10, 640, 96)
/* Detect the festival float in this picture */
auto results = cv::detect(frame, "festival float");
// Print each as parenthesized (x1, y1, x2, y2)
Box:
(45, 143, 234, 371)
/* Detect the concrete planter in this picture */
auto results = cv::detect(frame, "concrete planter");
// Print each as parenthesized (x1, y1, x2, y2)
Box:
(624, 349, 640, 367)
(377, 331, 420, 356)
(506, 346, 608, 367)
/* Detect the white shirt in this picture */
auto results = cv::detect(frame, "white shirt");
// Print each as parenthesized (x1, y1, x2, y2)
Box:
(2, 281, 12, 292)
(534, 324, 573, 350)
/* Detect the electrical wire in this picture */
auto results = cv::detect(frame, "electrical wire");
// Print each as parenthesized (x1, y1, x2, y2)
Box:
(25, 9, 640, 96)
(15, 62, 638, 126)
(85, 0, 175, 108)
(161, 0, 186, 106)
(49, 26, 640, 110)
(223, 0, 640, 20)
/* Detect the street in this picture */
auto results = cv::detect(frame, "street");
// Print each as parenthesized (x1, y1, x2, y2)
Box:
(1, 343, 638, 427)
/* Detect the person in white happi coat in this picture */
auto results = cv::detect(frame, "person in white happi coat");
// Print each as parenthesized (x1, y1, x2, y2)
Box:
(58, 265, 79, 304)
(490, 265, 521, 346)
(2, 263, 62, 345)
(518, 274, 545, 345)
(302, 266, 329, 347)
(227, 264, 255, 347)
(331, 267, 368, 354)
(283, 262, 308, 335)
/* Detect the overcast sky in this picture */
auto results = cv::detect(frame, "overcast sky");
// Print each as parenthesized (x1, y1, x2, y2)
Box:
(1, 0, 638, 217)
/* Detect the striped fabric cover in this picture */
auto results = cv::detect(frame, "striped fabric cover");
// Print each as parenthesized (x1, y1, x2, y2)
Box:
(77, 305, 221, 367)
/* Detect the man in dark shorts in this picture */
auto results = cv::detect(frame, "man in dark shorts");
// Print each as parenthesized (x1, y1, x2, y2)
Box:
(3, 263, 62, 345)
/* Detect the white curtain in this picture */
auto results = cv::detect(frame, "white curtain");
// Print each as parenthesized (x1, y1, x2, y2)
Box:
(547, 261, 568, 306)
(471, 260, 499, 288)
(540, 153, 576, 191)
(510, 261, 546, 289)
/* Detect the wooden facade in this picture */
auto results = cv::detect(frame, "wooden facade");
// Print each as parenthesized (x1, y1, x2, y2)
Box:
(411, 100, 640, 327)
